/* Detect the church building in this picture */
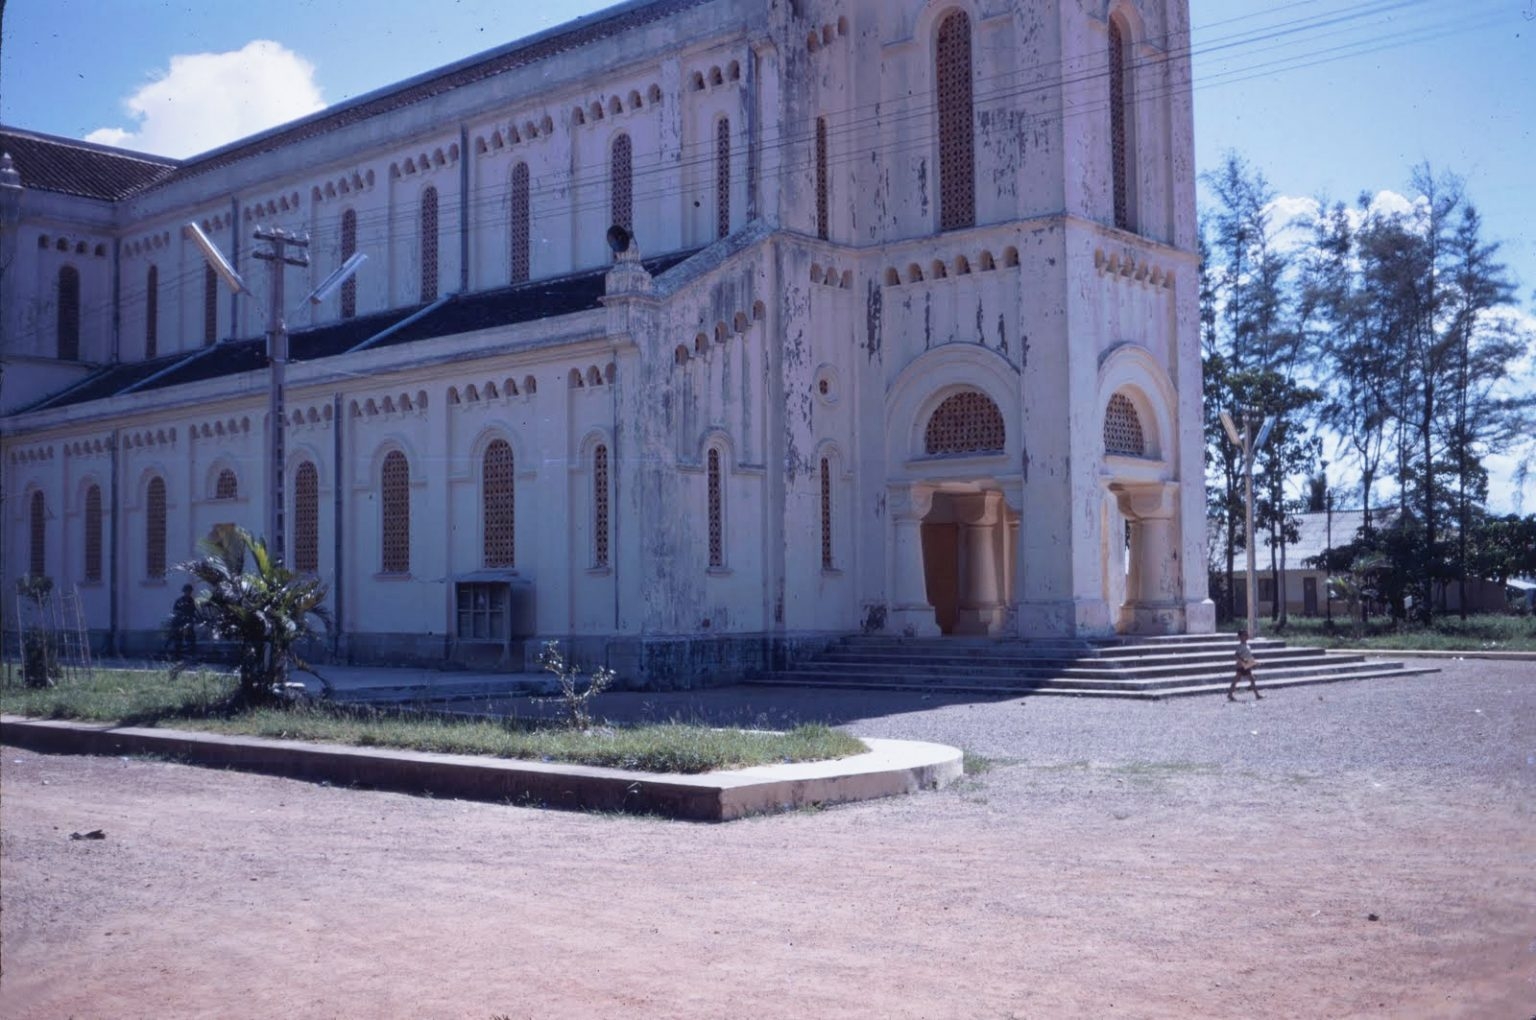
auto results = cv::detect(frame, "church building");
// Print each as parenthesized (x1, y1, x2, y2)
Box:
(1, 0, 1214, 685)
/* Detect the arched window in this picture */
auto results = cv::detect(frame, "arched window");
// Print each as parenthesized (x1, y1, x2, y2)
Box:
(420, 186, 439, 302)
(820, 457, 834, 570)
(57, 266, 80, 360)
(29, 491, 46, 576)
(715, 117, 731, 239)
(146, 476, 167, 579)
(84, 484, 102, 582)
(381, 451, 410, 574)
(294, 461, 319, 574)
(510, 162, 530, 283)
(593, 443, 610, 567)
(815, 116, 829, 240)
(707, 447, 724, 567)
(935, 9, 975, 231)
(924, 389, 1005, 455)
(340, 208, 358, 318)
(482, 439, 515, 568)
(215, 468, 238, 500)
(1108, 16, 1135, 231)
(145, 265, 159, 358)
(611, 134, 633, 232)
(203, 262, 219, 345)
(1103, 392, 1146, 456)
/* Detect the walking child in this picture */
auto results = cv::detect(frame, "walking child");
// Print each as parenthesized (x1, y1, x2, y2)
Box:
(1229, 628, 1262, 701)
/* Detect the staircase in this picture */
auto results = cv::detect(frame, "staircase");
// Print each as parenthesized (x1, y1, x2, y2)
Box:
(746, 633, 1436, 699)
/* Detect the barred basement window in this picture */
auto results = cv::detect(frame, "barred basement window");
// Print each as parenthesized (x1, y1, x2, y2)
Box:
(381, 451, 410, 574)
(815, 117, 829, 240)
(340, 208, 358, 318)
(820, 457, 833, 570)
(456, 583, 509, 641)
(57, 266, 80, 360)
(1109, 17, 1132, 231)
(420, 186, 439, 302)
(1103, 392, 1145, 456)
(707, 447, 723, 567)
(203, 262, 218, 345)
(935, 10, 975, 231)
(294, 461, 319, 574)
(145, 265, 159, 358)
(510, 162, 530, 282)
(593, 443, 610, 567)
(147, 476, 167, 579)
(611, 135, 633, 232)
(29, 491, 45, 577)
(924, 390, 1005, 455)
(482, 439, 515, 568)
(215, 468, 238, 500)
(716, 117, 731, 239)
(84, 484, 102, 582)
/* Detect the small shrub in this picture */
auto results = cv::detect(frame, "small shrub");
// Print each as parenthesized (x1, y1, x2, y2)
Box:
(536, 641, 614, 731)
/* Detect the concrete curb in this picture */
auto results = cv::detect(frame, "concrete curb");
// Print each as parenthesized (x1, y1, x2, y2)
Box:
(0, 716, 962, 822)
(1384, 650, 1536, 662)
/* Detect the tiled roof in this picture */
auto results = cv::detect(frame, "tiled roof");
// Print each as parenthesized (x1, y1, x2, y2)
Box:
(0, 128, 179, 200)
(23, 249, 697, 413)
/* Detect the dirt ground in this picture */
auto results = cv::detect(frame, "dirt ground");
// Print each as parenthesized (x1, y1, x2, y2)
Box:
(2, 673, 1534, 1018)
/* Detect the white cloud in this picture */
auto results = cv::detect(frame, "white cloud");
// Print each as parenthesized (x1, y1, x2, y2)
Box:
(85, 41, 325, 158)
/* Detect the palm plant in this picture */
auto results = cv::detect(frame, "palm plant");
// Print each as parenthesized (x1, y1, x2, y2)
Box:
(178, 527, 332, 704)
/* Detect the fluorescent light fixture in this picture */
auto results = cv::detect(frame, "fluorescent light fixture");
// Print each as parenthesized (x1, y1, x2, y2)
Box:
(183, 222, 247, 294)
(1219, 411, 1241, 447)
(306, 252, 368, 304)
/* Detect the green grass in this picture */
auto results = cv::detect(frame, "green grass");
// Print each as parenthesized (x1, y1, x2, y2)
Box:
(0, 667, 866, 774)
(1224, 613, 1536, 652)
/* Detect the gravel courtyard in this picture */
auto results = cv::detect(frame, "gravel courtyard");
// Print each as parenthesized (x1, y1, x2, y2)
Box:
(3, 657, 1532, 1018)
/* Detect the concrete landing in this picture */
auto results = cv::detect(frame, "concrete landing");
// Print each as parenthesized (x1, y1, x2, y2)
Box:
(0, 716, 962, 822)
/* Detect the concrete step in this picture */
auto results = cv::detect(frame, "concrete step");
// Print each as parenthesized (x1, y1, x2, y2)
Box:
(810, 646, 1317, 674)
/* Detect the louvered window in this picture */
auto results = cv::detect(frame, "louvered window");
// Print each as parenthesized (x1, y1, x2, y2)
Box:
(815, 117, 829, 240)
(483, 440, 515, 568)
(820, 457, 833, 570)
(58, 266, 80, 359)
(145, 265, 159, 358)
(420, 187, 439, 302)
(1103, 393, 1145, 456)
(382, 451, 410, 574)
(203, 263, 218, 345)
(611, 136, 632, 232)
(510, 163, 530, 282)
(936, 10, 975, 231)
(340, 209, 358, 318)
(707, 448, 723, 568)
(294, 461, 319, 574)
(924, 390, 1005, 455)
(593, 443, 610, 568)
(84, 485, 102, 582)
(147, 476, 167, 579)
(716, 118, 731, 239)
(1109, 18, 1132, 231)
(29, 491, 45, 577)
(215, 468, 238, 500)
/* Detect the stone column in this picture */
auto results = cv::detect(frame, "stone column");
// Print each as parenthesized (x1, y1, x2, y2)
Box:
(954, 491, 1004, 635)
(886, 483, 938, 637)
(1109, 481, 1184, 634)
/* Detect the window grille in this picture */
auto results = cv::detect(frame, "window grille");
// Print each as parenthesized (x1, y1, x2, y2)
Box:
(340, 209, 358, 318)
(203, 262, 218, 345)
(936, 10, 975, 231)
(58, 266, 80, 360)
(1103, 393, 1145, 456)
(593, 443, 610, 567)
(29, 491, 45, 576)
(820, 457, 833, 569)
(482, 439, 515, 568)
(611, 135, 633, 232)
(707, 447, 723, 567)
(456, 583, 509, 641)
(294, 461, 319, 574)
(84, 485, 102, 582)
(420, 186, 439, 302)
(1109, 18, 1131, 231)
(924, 390, 1005, 455)
(815, 117, 829, 240)
(716, 118, 731, 239)
(145, 265, 159, 358)
(381, 451, 410, 573)
(510, 163, 530, 282)
(215, 468, 238, 500)
(147, 476, 167, 579)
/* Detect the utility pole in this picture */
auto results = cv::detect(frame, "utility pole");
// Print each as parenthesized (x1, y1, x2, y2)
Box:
(252, 227, 309, 567)
(1221, 406, 1272, 639)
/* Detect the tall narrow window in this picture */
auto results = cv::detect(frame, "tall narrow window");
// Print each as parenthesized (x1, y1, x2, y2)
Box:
(294, 461, 319, 574)
(482, 439, 515, 568)
(203, 262, 219, 345)
(381, 451, 410, 574)
(593, 443, 610, 568)
(716, 118, 731, 239)
(145, 265, 159, 358)
(215, 468, 238, 500)
(340, 208, 358, 318)
(146, 476, 167, 579)
(1109, 17, 1133, 231)
(815, 117, 829, 240)
(936, 10, 975, 231)
(420, 186, 439, 302)
(820, 457, 833, 570)
(610, 135, 632, 232)
(84, 484, 102, 582)
(57, 266, 80, 360)
(29, 491, 46, 577)
(707, 447, 723, 568)
(510, 162, 530, 282)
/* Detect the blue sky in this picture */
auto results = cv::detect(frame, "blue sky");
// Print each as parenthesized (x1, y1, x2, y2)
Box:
(3, 0, 1533, 508)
